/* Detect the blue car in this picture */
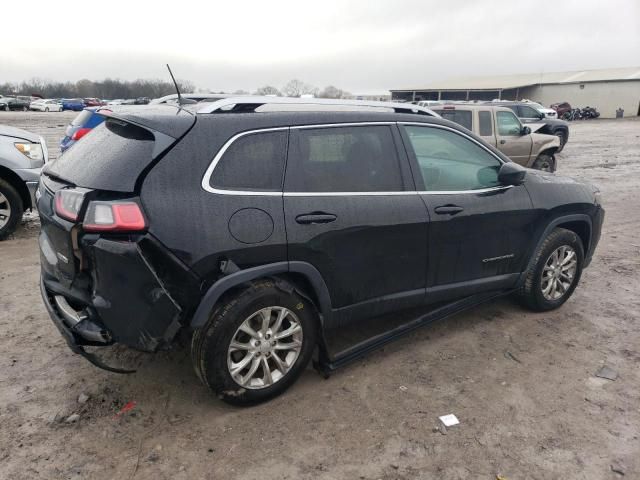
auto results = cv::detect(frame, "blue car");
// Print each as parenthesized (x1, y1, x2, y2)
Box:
(61, 98, 85, 111)
(60, 107, 105, 153)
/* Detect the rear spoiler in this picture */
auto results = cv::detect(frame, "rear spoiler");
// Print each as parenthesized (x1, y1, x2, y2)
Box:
(96, 105, 196, 158)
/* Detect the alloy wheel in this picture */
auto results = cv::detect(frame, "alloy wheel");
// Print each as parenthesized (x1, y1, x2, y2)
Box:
(227, 306, 303, 389)
(0, 192, 11, 229)
(541, 245, 577, 300)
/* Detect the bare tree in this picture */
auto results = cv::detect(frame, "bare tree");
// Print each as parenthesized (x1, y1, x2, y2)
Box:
(255, 85, 281, 96)
(281, 79, 318, 97)
(318, 85, 350, 99)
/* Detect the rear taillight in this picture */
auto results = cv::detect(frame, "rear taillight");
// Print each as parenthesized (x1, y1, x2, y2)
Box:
(83, 201, 146, 232)
(71, 127, 91, 141)
(54, 189, 86, 221)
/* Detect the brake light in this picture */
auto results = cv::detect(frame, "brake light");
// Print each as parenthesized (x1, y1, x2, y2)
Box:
(443, 106, 455, 110)
(54, 189, 86, 221)
(83, 201, 146, 232)
(71, 127, 91, 141)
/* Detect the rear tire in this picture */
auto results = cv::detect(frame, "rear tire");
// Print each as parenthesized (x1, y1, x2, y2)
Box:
(0, 179, 24, 240)
(191, 280, 318, 406)
(532, 153, 556, 172)
(516, 228, 584, 312)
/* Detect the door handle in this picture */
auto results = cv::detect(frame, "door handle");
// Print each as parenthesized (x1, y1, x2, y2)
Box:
(434, 205, 464, 215)
(500, 139, 506, 144)
(295, 213, 337, 224)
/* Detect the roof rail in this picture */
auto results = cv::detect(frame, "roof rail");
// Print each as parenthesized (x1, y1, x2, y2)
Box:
(196, 96, 436, 116)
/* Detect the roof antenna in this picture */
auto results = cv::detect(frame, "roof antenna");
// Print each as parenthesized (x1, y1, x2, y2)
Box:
(166, 63, 186, 105)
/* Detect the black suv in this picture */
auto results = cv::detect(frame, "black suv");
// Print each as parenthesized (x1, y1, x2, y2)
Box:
(485, 101, 570, 151)
(38, 98, 604, 405)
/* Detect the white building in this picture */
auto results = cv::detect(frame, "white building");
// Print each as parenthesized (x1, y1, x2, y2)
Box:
(390, 66, 640, 118)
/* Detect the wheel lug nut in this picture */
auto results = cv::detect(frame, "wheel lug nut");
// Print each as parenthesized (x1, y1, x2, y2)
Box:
(271, 341, 276, 346)
(255, 340, 260, 346)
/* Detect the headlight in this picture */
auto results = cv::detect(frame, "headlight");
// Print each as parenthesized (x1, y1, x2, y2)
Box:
(14, 142, 44, 161)
(594, 190, 603, 206)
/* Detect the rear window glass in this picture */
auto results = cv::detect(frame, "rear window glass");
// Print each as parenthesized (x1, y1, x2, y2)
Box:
(44, 119, 155, 192)
(71, 110, 92, 126)
(433, 110, 472, 131)
(209, 130, 287, 192)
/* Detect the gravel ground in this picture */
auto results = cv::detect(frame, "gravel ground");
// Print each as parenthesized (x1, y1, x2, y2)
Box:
(0, 112, 639, 480)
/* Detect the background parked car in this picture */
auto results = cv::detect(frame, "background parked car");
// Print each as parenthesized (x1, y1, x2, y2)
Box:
(59, 107, 105, 153)
(484, 101, 570, 151)
(0, 125, 48, 239)
(550, 102, 572, 119)
(29, 99, 63, 112)
(415, 100, 444, 108)
(61, 98, 85, 111)
(0, 96, 31, 111)
(83, 98, 105, 107)
(432, 104, 561, 171)
(520, 100, 557, 118)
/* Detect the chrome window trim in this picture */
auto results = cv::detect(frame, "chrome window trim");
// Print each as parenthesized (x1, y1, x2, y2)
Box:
(201, 122, 512, 197)
(284, 185, 513, 197)
(201, 127, 289, 195)
(202, 122, 398, 195)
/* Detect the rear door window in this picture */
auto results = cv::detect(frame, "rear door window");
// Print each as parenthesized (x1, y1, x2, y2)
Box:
(285, 125, 404, 192)
(432, 109, 473, 131)
(478, 111, 493, 137)
(209, 130, 288, 192)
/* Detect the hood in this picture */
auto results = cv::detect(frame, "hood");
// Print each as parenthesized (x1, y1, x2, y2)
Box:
(0, 124, 41, 143)
(526, 122, 547, 134)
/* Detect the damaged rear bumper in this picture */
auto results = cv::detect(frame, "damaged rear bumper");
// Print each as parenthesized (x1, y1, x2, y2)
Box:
(39, 231, 200, 356)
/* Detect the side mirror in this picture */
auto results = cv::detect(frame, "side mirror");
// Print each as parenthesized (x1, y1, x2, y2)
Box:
(498, 162, 527, 185)
(538, 112, 545, 119)
(521, 125, 531, 135)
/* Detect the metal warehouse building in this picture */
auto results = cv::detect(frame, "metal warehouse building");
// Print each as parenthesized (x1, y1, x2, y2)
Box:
(390, 66, 640, 118)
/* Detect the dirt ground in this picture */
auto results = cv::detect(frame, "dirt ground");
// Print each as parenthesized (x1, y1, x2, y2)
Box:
(0, 111, 639, 480)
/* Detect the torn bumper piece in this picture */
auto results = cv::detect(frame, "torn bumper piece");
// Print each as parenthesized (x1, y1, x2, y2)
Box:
(40, 277, 134, 373)
(40, 233, 200, 372)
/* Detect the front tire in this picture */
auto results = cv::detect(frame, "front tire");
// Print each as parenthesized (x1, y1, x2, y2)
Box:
(516, 228, 584, 312)
(191, 280, 318, 406)
(532, 153, 556, 172)
(554, 131, 567, 152)
(0, 179, 24, 240)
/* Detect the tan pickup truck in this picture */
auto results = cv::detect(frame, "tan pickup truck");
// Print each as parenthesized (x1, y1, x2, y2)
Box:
(432, 104, 561, 172)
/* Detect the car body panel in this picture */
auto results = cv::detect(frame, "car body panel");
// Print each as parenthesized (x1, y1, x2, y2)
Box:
(36, 105, 604, 369)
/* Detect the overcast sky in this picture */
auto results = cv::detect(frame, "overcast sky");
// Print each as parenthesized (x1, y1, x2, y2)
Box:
(2, 0, 638, 93)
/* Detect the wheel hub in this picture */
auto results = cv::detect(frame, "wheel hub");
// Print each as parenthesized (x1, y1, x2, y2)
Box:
(227, 306, 303, 390)
(541, 245, 577, 301)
